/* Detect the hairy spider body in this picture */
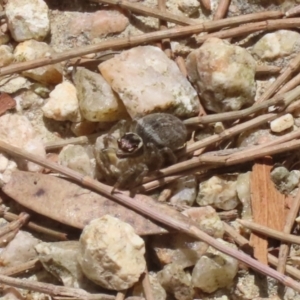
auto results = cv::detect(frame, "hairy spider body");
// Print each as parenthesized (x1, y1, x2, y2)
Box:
(95, 113, 187, 191)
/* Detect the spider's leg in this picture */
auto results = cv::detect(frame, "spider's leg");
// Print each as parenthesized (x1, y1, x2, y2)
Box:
(145, 142, 164, 171)
(159, 147, 178, 165)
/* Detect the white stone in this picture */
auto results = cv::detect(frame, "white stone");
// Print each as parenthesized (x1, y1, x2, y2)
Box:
(253, 30, 300, 60)
(0, 76, 30, 94)
(99, 46, 200, 118)
(42, 81, 81, 122)
(0, 114, 46, 172)
(0, 45, 13, 67)
(14, 40, 62, 84)
(186, 38, 256, 113)
(0, 231, 39, 268)
(78, 215, 146, 290)
(58, 145, 95, 177)
(6, 0, 50, 42)
(270, 113, 294, 133)
(196, 175, 239, 210)
(169, 175, 197, 206)
(192, 239, 238, 293)
(74, 67, 128, 122)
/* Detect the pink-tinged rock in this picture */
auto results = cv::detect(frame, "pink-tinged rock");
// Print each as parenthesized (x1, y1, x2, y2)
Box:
(186, 38, 256, 113)
(14, 40, 62, 85)
(99, 46, 199, 118)
(69, 10, 129, 39)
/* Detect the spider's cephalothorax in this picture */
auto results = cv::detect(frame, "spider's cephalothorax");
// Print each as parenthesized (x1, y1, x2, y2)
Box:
(95, 113, 187, 191)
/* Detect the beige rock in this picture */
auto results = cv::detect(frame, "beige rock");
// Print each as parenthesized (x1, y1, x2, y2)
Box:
(14, 40, 62, 84)
(177, 0, 200, 16)
(192, 239, 238, 293)
(0, 76, 30, 94)
(197, 175, 239, 210)
(74, 67, 128, 122)
(186, 38, 256, 113)
(0, 114, 46, 172)
(42, 81, 81, 122)
(253, 30, 300, 61)
(58, 145, 95, 177)
(99, 46, 199, 118)
(78, 215, 146, 290)
(270, 113, 294, 133)
(69, 10, 128, 39)
(6, 0, 50, 42)
(0, 45, 13, 67)
(0, 231, 39, 268)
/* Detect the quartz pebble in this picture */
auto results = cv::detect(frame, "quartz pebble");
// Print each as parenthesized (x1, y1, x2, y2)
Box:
(177, 0, 200, 16)
(270, 166, 300, 194)
(68, 10, 129, 39)
(0, 114, 46, 172)
(0, 76, 30, 94)
(99, 46, 199, 118)
(196, 176, 239, 210)
(74, 67, 128, 122)
(236, 172, 252, 220)
(183, 206, 224, 238)
(132, 272, 167, 300)
(169, 175, 197, 206)
(151, 233, 208, 268)
(6, 0, 50, 42)
(157, 263, 193, 300)
(0, 231, 39, 268)
(58, 145, 95, 177)
(0, 45, 14, 67)
(270, 114, 294, 133)
(78, 215, 146, 290)
(14, 40, 62, 84)
(192, 239, 238, 293)
(42, 81, 82, 122)
(35, 241, 97, 290)
(253, 30, 300, 61)
(186, 38, 256, 113)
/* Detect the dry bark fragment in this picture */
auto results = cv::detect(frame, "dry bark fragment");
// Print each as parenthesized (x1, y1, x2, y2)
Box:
(0, 93, 16, 116)
(250, 157, 285, 264)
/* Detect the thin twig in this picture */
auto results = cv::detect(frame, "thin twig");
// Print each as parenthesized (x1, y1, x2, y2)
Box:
(285, 5, 300, 17)
(141, 267, 155, 300)
(269, 255, 300, 281)
(277, 187, 300, 274)
(0, 212, 29, 238)
(0, 11, 283, 76)
(213, 0, 231, 20)
(116, 291, 126, 300)
(200, 0, 211, 10)
(183, 85, 300, 125)
(0, 259, 41, 277)
(237, 219, 300, 245)
(1, 143, 300, 291)
(0, 209, 68, 241)
(255, 65, 281, 76)
(196, 18, 300, 44)
(92, 0, 200, 25)
(277, 72, 300, 94)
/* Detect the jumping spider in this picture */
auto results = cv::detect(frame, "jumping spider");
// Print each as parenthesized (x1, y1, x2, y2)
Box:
(95, 113, 187, 191)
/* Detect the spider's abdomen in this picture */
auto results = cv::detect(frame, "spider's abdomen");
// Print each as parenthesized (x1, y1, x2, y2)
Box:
(134, 113, 187, 150)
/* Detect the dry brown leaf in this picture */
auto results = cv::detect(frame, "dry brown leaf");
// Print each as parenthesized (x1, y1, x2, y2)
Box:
(2, 171, 191, 236)
(0, 93, 16, 116)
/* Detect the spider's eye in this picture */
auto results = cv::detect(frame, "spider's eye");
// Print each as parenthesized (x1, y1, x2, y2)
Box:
(117, 133, 143, 153)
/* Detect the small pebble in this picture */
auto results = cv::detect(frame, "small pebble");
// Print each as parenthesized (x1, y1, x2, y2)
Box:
(196, 175, 239, 210)
(68, 10, 129, 39)
(6, 0, 50, 42)
(99, 46, 199, 118)
(14, 40, 62, 84)
(74, 67, 128, 122)
(71, 121, 98, 136)
(157, 263, 193, 300)
(270, 113, 294, 133)
(78, 215, 146, 290)
(186, 37, 256, 113)
(192, 239, 238, 293)
(42, 81, 82, 122)
(0, 45, 13, 67)
(58, 145, 95, 177)
(252, 30, 300, 61)
(177, 0, 200, 16)
(0, 76, 30, 94)
(169, 175, 197, 206)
